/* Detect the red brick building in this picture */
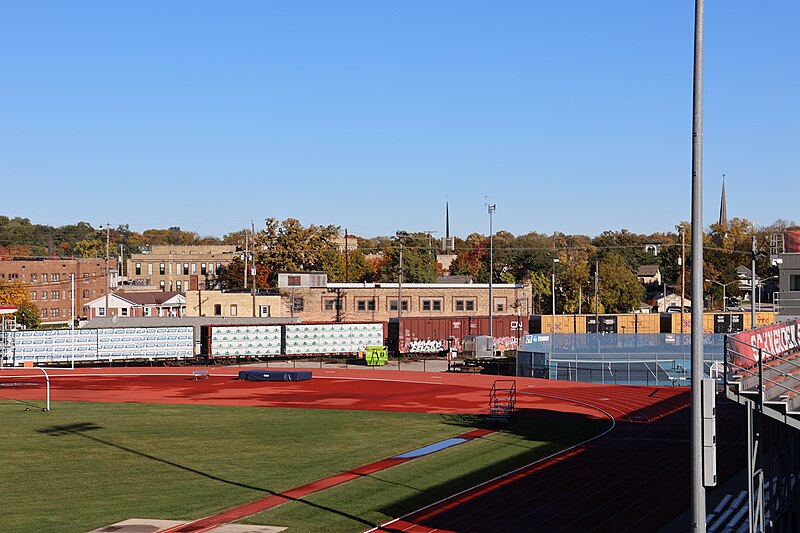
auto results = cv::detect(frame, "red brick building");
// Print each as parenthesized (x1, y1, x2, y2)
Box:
(0, 257, 118, 325)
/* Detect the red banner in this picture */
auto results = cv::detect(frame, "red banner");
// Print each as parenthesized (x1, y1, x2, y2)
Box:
(728, 319, 800, 367)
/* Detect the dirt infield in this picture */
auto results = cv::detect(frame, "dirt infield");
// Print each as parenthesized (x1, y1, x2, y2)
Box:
(0, 366, 744, 532)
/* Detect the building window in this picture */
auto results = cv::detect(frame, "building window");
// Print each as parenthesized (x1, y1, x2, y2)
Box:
(455, 299, 475, 312)
(42, 273, 47, 283)
(230, 304, 238, 316)
(31, 273, 37, 283)
(201, 263, 207, 275)
(121, 308, 128, 317)
(388, 299, 409, 312)
(147, 263, 153, 275)
(216, 263, 222, 274)
(323, 298, 342, 311)
(494, 297, 507, 312)
(83, 289, 89, 298)
(83, 273, 89, 281)
(41, 308, 48, 318)
(287, 275, 302, 287)
(41, 291, 47, 300)
(51, 308, 60, 317)
(159, 263, 165, 275)
(260, 305, 270, 317)
(183, 263, 189, 275)
(191, 263, 196, 275)
(422, 298, 442, 311)
(159, 280, 166, 291)
(143, 307, 151, 317)
(31, 291, 37, 300)
(135, 263, 142, 275)
(791, 275, 800, 291)
(214, 304, 222, 316)
(356, 299, 376, 311)
(97, 308, 105, 317)
(51, 291, 60, 300)
(52, 273, 60, 282)
(176, 281, 182, 292)
(292, 297, 304, 312)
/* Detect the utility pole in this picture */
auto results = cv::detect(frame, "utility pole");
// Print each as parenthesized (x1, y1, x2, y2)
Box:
(488, 204, 496, 338)
(690, 0, 707, 529)
(345, 228, 349, 283)
(104, 223, 110, 318)
(118, 244, 124, 279)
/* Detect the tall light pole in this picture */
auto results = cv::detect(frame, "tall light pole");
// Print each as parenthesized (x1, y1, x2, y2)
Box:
(690, 0, 707, 529)
(104, 223, 110, 318)
(552, 258, 560, 331)
(488, 204, 496, 338)
(705, 279, 735, 311)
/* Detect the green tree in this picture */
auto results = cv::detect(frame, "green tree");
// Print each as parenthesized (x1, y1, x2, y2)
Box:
(378, 232, 437, 283)
(598, 253, 644, 313)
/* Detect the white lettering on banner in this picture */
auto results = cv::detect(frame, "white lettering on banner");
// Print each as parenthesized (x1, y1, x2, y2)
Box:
(730, 320, 800, 365)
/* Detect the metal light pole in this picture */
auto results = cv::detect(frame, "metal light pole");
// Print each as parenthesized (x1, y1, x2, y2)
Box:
(104, 223, 110, 318)
(70, 273, 75, 369)
(690, 0, 706, 529)
(488, 204, 496, 338)
(705, 279, 734, 311)
(552, 258, 560, 331)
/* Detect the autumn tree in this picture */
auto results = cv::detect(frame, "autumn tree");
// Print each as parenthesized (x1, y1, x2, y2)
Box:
(0, 280, 40, 328)
(256, 218, 343, 286)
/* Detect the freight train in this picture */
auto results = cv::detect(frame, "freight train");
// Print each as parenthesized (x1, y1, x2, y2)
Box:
(0, 312, 778, 367)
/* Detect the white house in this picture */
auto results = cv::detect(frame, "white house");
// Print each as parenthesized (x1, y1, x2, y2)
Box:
(86, 291, 186, 319)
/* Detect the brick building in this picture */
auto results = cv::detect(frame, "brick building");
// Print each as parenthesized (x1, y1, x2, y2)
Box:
(0, 257, 118, 324)
(126, 245, 238, 293)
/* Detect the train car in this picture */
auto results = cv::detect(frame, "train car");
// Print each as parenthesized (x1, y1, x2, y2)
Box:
(387, 315, 527, 356)
(529, 314, 660, 335)
(201, 322, 386, 360)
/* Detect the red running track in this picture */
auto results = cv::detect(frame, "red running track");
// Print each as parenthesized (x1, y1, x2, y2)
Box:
(0, 367, 745, 532)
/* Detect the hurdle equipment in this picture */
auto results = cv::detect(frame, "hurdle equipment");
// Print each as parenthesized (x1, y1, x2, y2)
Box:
(488, 379, 516, 423)
(192, 369, 210, 380)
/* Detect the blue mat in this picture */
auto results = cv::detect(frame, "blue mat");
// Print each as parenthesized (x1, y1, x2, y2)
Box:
(238, 370, 312, 382)
(393, 438, 468, 459)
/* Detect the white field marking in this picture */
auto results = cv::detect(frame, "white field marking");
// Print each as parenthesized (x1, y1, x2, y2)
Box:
(364, 390, 617, 533)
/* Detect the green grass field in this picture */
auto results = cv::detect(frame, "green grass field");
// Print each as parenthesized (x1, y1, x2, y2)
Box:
(1, 399, 606, 533)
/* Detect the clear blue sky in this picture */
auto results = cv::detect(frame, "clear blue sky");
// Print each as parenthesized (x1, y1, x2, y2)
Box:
(1, 2, 797, 240)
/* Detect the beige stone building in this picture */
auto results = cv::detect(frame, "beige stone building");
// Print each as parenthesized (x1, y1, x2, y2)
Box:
(184, 277, 530, 323)
(126, 245, 239, 293)
(184, 290, 282, 318)
(275, 272, 530, 322)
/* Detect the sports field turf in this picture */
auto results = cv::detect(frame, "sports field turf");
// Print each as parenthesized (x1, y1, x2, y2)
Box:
(1, 399, 606, 532)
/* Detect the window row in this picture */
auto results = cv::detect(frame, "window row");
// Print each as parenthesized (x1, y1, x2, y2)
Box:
(134, 263, 223, 276)
(317, 297, 507, 313)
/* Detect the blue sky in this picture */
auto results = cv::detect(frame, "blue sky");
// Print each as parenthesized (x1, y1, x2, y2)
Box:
(1, 1, 797, 239)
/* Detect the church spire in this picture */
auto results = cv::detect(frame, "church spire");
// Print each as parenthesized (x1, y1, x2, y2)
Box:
(719, 174, 727, 227)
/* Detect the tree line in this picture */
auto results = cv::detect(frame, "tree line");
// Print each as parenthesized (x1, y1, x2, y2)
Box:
(2, 215, 797, 327)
